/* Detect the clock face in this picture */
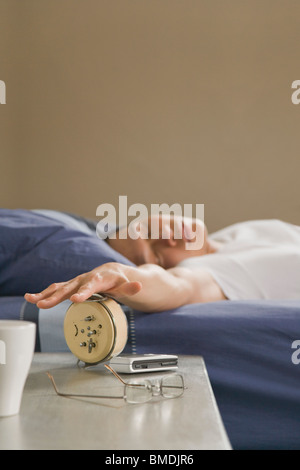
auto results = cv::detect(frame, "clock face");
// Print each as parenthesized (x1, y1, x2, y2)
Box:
(64, 298, 127, 364)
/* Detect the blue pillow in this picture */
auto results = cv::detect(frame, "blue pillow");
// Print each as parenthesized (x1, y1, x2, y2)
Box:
(0, 209, 134, 296)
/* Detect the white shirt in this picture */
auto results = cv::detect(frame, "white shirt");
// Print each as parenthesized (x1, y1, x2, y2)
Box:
(178, 220, 300, 300)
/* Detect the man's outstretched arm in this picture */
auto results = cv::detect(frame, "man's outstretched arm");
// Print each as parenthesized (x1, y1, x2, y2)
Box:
(25, 262, 226, 312)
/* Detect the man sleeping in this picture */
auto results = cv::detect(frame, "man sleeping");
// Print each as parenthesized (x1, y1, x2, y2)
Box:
(21, 210, 300, 312)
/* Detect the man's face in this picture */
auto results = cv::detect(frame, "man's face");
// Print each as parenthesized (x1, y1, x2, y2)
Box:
(107, 215, 207, 268)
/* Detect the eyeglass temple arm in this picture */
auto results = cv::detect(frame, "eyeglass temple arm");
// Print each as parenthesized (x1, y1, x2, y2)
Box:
(46, 367, 125, 394)
(46, 372, 123, 399)
(104, 364, 127, 385)
(47, 372, 66, 396)
(104, 365, 149, 388)
(46, 365, 149, 399)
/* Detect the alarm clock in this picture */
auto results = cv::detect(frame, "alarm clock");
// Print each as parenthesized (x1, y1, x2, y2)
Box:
(64, 294, 128, 365)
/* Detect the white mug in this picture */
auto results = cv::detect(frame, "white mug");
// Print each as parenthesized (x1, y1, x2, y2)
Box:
(0, 321, 36, 417)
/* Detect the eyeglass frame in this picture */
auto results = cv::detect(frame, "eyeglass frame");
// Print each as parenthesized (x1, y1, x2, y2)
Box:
(46, 364, 185, 404)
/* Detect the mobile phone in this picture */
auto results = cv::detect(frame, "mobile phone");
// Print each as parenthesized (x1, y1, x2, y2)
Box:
(109, 354, 179, 374)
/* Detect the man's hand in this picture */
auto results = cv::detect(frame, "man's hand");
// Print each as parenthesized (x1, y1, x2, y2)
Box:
(25, 261, 226, 312)
(24, 263, 142, 309)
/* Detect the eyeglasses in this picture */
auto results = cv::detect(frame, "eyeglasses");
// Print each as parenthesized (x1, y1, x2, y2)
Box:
(46, 364, 185, 404)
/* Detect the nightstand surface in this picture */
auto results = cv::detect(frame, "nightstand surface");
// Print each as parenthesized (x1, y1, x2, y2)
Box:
(0, 353, 231, 450)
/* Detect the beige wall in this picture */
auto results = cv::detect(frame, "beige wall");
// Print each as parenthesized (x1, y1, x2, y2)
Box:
(1, 0, 300, 232)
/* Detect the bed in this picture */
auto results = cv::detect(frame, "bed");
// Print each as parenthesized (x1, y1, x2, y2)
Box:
(1, 209, 300, 449)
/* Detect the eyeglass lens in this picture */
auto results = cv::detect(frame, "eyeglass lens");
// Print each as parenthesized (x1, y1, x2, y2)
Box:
(125, 380, 153, 404)
(125, 375, 184, 404)
(161, 374, 184, 398)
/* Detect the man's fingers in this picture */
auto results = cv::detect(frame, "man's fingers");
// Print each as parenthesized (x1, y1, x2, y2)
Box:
(36, 293, 71, 309)
(34, 273, 107, 307)
(24, 267, 143, 309)
(71, 279, 142, 303)
(24, 282, 61, 303)
(70, 282, 98, 303)
(25, 278, 82, 308)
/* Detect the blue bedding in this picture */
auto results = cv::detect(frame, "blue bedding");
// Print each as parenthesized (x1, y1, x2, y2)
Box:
(1, 209, 300, 449)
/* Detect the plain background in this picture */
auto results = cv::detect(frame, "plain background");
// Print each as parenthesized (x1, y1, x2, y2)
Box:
(0, 0, 300, 233)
